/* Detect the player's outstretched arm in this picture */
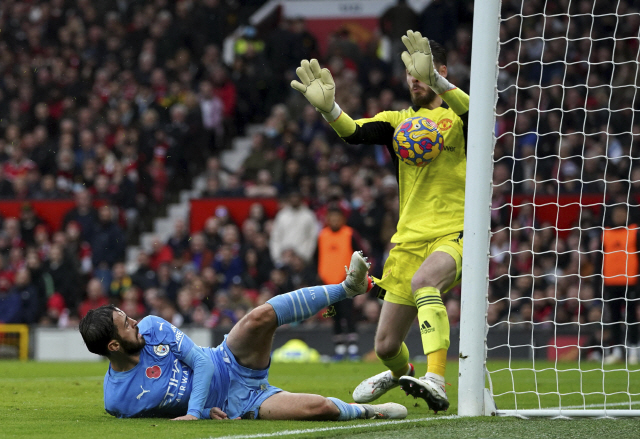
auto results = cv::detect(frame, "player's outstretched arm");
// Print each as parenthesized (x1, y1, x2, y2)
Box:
(291, 59, 357, 137)
(401, 30, 469, 116)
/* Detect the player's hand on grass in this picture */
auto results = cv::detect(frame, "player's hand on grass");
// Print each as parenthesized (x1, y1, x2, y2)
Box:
(171, 414, 198, 421)
(209, 407, 241, 420)
(401, 30, 437, 87)
(290, 59, 336, 114)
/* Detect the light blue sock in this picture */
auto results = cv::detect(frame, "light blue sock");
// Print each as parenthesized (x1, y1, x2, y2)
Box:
(266, 284, 347, 326)
(328, 397, 363, 421)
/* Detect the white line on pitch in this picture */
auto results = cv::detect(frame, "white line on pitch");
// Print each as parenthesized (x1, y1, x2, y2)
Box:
(208, 415, 459, 439)
(547, 400, 640, 410)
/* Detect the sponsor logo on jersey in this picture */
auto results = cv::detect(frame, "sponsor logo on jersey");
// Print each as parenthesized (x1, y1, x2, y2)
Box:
(159, 323, 164, 331)
(154, 345, 170, 357)
(420, 320, 435, 335)
(160, 359, 189, 407)
(437, 118, 453, 132)
(146, 365, 162, 379)
(443, 146, 455, 152)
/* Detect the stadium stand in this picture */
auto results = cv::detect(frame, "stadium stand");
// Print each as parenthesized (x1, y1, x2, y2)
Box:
(0, 0, 634, 364)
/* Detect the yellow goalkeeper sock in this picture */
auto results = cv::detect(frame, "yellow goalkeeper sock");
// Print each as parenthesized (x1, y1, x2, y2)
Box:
(415, 287, 450, 376)
(378, 342, 411, 379)
(427, 348, 447, 377)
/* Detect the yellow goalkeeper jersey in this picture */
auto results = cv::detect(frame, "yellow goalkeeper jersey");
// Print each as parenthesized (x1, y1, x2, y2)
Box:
(331, 102, 467, 244)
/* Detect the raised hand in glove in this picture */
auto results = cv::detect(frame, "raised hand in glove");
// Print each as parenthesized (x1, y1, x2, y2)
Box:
(291, 59, 340, 120)
(401, 30, 453, 95)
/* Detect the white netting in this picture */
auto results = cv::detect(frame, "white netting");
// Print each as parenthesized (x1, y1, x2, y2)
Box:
(487, 0, 640, 413)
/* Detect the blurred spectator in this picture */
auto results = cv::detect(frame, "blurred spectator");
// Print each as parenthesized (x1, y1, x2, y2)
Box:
(131, 251, 158, 291)
(167, 219, 190, 260)
(270, 192, 319, 265)
(148, 236, 174, 271)
(109, 262, 132, 302)
(0, 166, 15, 198)
(183, 233, 215, 272)
(418, 0, 458, 47)
(44, 244, 80, 315)
(0, 274, 22, 323)
(19, 203, 44, 247)
(318, 207, 365, 360)
(91, 205, 125, 270)
(213, 244, 244, 289)
(79, 278, 109, 319)
(244, 169, 278, 198)
(63, 190, 98, 243)
(379, 0, 418, 75)
(602, 206, 639, 364)
(11, 267, 39, 324)
(156, 263, 181, 305)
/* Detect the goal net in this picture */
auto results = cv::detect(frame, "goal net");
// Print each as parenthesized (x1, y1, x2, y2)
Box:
(480, 0, 640, 417)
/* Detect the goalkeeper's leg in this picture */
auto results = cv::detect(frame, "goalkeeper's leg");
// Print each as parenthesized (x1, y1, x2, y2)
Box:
(352, 300, 417, 403)
(399, 250, 458, 413)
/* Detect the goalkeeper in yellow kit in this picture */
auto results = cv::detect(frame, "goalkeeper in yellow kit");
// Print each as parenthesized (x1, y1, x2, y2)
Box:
(291, 31, 468, 413)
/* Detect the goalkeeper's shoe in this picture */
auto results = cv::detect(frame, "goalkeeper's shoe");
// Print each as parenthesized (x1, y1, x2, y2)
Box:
(399, 375, 449, 413)
(353, 364, 415, 403)
(354, 403, 408, 420)
(342, 251, 373, 298)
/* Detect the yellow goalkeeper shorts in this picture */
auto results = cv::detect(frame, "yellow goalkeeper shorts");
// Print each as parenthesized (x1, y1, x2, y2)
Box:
(374, 232, 463, 307)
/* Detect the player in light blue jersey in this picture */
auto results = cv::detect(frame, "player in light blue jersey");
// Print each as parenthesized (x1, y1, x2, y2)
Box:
(79, 251, 407, 421)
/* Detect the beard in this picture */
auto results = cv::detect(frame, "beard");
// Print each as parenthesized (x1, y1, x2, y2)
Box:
(410, 87, 437, 108)
(118, 334, 146, 355)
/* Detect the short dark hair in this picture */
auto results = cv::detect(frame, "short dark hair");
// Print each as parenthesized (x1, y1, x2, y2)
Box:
(79, 304, 119, 357)
(429, 39, 447, 67)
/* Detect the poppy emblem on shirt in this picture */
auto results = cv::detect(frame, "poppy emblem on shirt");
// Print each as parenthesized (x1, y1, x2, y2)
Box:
(146, 365, 162, 379)
(153, 345, 169, 357)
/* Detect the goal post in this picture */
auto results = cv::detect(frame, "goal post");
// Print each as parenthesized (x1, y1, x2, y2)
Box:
(458, 0, 501, 418)
(459, 0, 640, 418)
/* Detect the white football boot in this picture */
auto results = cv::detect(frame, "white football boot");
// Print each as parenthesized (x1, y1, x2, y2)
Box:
(355, 402, 408, 420)
(353, 364, 415, 403)
(603, 347, 623, 365)
(399, 375, 450, 413)
(342, 251, 373, 298)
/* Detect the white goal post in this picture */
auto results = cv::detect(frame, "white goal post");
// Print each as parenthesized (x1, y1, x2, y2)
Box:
(459, 0, 640, 417)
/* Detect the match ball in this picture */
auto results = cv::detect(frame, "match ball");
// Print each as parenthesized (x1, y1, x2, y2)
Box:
(392, 116, 444, 167)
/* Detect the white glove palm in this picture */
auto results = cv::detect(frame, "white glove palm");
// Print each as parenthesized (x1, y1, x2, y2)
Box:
(290, 59, 336, 114)
(401, 30, 439, 86)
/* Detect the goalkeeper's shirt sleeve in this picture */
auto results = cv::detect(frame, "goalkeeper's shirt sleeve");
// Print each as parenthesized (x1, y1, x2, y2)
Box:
(439, 88, 470, 151)
(329, 111, 396, 147)
(439, 88, 469, 117)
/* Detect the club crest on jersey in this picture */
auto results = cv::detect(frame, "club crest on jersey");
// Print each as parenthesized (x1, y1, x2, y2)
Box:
(146, 365, 162, 379)
(437, 118, 453, 132)
(154, 345, 170, 357)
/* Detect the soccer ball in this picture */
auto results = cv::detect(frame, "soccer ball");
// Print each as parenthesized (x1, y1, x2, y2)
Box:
(392, 116, 444, 167)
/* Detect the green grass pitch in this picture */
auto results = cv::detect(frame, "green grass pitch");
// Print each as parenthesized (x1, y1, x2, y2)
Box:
(1, 360, 639, 439)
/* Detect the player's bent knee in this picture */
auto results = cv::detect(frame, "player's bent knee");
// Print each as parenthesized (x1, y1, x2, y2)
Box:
(410, 272, 433, 293)
(374, 335, 402, 360)
(244, 304, 277, 332)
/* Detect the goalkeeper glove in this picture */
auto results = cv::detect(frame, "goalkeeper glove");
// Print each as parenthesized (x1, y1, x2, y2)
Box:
(291, 59, 342, 122)
(401, 30, 455, 95)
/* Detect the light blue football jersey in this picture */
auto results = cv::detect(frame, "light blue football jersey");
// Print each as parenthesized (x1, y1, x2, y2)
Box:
(103, 315, 228, 418)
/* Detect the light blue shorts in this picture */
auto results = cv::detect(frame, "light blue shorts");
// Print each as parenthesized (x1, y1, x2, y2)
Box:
(216, 338, 283, 419)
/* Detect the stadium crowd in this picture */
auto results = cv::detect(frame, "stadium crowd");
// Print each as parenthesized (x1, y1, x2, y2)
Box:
(0, 0, 638, 358)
